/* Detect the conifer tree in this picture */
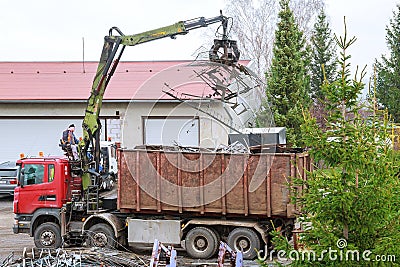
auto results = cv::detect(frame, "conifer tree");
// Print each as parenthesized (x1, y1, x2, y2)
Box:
(375, 4, 400, 122)
(261, 21, 400, 267)
(263, 0, 310, 147)
(310, 9, 337, 102)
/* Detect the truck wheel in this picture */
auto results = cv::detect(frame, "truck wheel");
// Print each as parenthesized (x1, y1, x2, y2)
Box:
(227, 227, 260, 260)
(87, 223, 117, 248)
(210, 228, 221, 243)
(185, 227, 218, 259)
(34, 222, 62, 249)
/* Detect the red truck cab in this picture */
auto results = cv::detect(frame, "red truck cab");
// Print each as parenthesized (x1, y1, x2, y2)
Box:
(13, 156, 82, 247)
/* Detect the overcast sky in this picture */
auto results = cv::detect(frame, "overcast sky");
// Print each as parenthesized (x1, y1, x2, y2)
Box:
(1, 0, 398, 79)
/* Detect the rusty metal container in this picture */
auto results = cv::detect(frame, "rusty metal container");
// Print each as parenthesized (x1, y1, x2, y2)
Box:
(117, 149, 310, 219)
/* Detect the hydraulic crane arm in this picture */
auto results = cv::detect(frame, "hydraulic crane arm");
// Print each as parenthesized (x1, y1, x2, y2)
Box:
(79, 11, 239, 189)
(112, 15, 229, 46)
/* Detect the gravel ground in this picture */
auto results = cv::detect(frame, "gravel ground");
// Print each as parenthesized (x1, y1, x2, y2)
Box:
(0, 196, 35, 261)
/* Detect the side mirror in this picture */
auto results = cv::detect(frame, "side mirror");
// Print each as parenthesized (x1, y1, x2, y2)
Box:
(19, 168, 25, 187)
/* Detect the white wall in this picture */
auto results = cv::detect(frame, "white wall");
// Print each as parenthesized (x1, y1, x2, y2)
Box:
(121, 101, 232, 149)
(0, 101, 237, 156)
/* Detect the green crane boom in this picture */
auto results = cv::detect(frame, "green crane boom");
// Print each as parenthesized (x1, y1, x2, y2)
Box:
(78, 11, 240, 189)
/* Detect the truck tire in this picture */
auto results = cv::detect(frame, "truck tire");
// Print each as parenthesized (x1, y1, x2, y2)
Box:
(34, 222, 62, 249)
(227, 227, 260, 260)
(210, 228, 221, 243)
(87, 223, 117, 248)
(185, 227, 218, 259)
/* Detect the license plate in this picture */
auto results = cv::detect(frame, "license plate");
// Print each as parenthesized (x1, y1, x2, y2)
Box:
(0, 181, 7, 184)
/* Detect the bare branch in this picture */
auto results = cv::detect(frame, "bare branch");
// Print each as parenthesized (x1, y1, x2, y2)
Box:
(225, 0, 325, 77)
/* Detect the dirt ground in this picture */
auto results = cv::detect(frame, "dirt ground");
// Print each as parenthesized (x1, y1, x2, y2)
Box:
(0, 196, 263, 266)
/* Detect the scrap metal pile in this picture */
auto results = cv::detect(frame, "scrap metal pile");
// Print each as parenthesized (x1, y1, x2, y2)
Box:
(134, 140, 250, 154)
(0, 247, 149, 267)
(161, 60, 267, 134)
(0, 241, 245, 267)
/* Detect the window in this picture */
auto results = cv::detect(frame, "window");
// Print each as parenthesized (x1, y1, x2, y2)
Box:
(48, 164, 55, 183)
(143, 117, 199, 147)
(23, 164, 45, 185)
(0, 169, 18, 177)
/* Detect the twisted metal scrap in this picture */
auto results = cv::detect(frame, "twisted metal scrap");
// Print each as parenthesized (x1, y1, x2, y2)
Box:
(0, 247, 149, 267)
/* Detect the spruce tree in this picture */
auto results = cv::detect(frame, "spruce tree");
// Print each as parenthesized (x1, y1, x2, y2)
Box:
(375, 4, 400, 122)
(264, 0, 310, 147)
(262, 21, 400, 267)
(310, 9, 337, 104)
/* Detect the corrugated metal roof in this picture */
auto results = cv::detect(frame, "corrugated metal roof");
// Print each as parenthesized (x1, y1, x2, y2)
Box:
(0, 61, 243, 101)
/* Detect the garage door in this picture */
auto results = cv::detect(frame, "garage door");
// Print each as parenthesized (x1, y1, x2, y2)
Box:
(144, 117, 199, 147)
(0, 119, 105, 162)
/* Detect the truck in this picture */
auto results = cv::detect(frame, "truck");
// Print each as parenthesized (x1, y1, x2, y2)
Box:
(12, 12, 310, 260)
(14, 148, 310, 259)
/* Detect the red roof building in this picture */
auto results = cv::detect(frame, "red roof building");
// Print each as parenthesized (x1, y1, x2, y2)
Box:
(0, 61, 199, 101)
(0, 60, 251, 101)
(0, 61, 252, 161)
